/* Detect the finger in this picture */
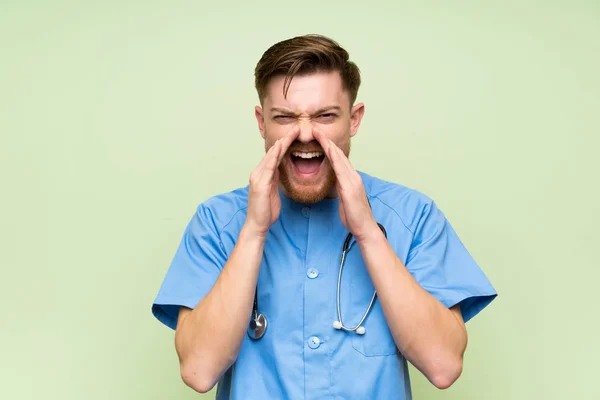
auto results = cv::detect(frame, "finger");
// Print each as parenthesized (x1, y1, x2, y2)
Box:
(312, 130, 332, 154)
(277, 125, 301, 165)
(326, 139, 353, 188)
(253, 139, 281, 184)
(254, 138, 280, 173)
(271, 168, 280, 195)
(330, 141, 355, 177)
(263, 139, 282, 175)
(331, 143, 366, 200)
(312, 130, 345, 179)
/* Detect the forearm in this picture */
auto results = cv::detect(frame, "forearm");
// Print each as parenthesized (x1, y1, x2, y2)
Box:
(356, 225, 467, 389)
(175, 223, 266, 392)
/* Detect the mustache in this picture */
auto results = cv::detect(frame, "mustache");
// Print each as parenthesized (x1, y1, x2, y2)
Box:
(286, 140, 324, 154)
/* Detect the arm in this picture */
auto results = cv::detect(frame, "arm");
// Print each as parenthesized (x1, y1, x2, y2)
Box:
(313, 130, 467, 390)
(174, 127, 300, 393)
(356, 225, 467, 390)
(175, 224, 266, 393)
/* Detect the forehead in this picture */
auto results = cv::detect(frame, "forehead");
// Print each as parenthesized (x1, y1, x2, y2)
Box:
(263, 71, 349, 112)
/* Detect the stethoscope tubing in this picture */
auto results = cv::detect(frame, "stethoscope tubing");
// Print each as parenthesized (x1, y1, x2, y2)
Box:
(334, 223, 386, 333)
(248, 222, 387, 340)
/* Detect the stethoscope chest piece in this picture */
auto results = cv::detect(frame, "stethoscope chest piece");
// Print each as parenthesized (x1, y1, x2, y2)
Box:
(247, 312, 267, 340)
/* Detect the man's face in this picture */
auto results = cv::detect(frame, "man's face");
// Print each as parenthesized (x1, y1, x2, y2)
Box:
(255, 71, 364, 204)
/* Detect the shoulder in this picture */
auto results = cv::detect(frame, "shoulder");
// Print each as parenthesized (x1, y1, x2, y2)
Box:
(358, 170, 437, 234)
(194, 185, 249, 235)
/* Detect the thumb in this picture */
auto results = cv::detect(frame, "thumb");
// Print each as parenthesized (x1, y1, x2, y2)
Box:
(271, 168, 280, 195)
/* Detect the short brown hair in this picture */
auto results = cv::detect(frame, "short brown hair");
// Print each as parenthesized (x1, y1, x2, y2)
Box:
(254, 34, 361, 106)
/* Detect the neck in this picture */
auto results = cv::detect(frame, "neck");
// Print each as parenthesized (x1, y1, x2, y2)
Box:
(325, 186, 338, 199)
(277, 183, 339, 203)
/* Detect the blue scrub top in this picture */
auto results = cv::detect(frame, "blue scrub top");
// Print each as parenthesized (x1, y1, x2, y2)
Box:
(152, 171, 497, 399)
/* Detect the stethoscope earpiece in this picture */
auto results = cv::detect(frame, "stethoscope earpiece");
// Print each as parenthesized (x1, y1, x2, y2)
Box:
(333, 320, 366, 335)
(333, 223, 386, 337)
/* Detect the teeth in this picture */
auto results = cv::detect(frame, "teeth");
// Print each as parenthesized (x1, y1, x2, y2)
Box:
(292, 151, 323, 159)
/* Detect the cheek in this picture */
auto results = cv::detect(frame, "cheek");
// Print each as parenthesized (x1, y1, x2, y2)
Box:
(264, 124, 288, 143)
(262, 130, 278, 151)
(320, 123, 349, 144)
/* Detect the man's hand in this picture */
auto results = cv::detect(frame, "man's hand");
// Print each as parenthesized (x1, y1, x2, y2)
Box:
(245, 126, 299, 237)
(313, 130, 379, 242)
(313, 131, 468, 389)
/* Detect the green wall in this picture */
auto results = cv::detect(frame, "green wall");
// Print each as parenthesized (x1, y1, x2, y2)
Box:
(1, 1, 598, 399)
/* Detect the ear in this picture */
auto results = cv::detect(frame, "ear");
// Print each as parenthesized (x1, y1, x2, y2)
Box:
(349, 102, 365, 138)
(255, 105, 266, 139)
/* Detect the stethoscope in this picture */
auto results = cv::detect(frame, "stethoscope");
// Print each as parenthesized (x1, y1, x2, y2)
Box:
(247, 222, 387, 340)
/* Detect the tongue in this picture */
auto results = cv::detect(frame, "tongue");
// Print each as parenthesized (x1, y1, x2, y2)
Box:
(294, 157, 322, 174)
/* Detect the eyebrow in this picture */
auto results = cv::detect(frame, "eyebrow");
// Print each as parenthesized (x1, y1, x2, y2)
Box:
(270, 106, 342, 115)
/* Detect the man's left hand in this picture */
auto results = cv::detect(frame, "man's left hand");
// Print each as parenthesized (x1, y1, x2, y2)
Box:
(314, 130, 379, 242)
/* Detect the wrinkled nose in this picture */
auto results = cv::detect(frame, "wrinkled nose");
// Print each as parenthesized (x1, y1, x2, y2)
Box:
(297, 119, 314, 143)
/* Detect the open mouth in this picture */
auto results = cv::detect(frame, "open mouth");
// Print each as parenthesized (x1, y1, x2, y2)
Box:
(289, 150, 325, 176)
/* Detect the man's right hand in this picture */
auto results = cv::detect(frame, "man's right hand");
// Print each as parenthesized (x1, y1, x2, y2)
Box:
(245, 126, 299, 238)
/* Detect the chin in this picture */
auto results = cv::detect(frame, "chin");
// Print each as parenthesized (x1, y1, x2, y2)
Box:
(285, 183, 330, 204)
(279, 161, 336, 204)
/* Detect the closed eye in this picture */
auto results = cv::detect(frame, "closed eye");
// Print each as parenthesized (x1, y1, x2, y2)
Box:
(273, 115, 295, 124)
(316, 113, 337, 122)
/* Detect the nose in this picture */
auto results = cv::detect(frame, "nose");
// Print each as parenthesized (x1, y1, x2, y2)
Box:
(297, 119, 314, 143)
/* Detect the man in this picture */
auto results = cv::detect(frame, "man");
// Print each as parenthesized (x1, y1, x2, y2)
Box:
(151, 34, 497, 399)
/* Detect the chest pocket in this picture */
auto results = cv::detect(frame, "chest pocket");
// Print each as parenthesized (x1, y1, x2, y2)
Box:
(346, 242, 399, 357)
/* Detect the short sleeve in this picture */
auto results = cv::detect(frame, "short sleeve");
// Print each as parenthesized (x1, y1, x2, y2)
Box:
(405, 200, 497, 323)
(151, 204, 229, 330)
